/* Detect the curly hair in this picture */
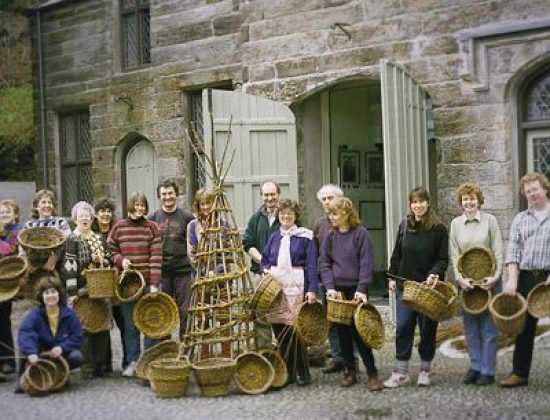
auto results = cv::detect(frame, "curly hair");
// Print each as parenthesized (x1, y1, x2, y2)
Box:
(35, 274, 66, 306)
(327, 197, 361, 228)
(192, 189, 215, 216)
(277, 198, 301, 224)
(71, 201, 95, 220)
(520, 172, 550, 197)
(156, 178, 179, 198)
(31, 189, 57, 219)
(456, 182, 485, 207)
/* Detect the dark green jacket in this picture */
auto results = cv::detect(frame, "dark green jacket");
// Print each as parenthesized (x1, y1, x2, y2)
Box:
(242, 205, 280, 274)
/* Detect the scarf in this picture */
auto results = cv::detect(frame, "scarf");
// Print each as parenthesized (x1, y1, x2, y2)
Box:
(277, 225, 313, 268)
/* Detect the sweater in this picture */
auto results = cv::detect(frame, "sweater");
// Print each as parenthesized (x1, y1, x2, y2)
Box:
(243, 205, 280, 274)
(25, 216, 72, 237)
(388, 222, 449, 282)
(107, 218, 162, 286)
(1, 222, 23, 255)
(319, 226, 375, 293)
(60, 233, 92, 295)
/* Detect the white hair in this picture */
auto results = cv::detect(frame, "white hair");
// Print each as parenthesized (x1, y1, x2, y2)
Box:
(316, 184, 344, 202)
(71, 201, 95, 220)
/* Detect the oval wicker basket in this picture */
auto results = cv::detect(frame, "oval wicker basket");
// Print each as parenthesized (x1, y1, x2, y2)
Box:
(38, 353, 70, 392)
(192, 358, 236, 397)
(461, 286, 492, 315)
(234, 352, 275, 395)
(18, 268, 59, 302)
(259, 349, 288, 389)
(294, 301, 329, 346)
(115, 269, 145, 303)
(250, 274, 283, 313)
(136, 340, 180, 380)
(326, 292, 359, 326)
(457, 246, 496, 283)
(133, 292, 179, 339)
(489, 292, 527, 336)
(72, 295, 110, 333)
(149, 358, 191, 398)
(21, 359, 56, 396)
(527, 283, 550, 318)
(354, 302, 385, 350)
(402, 281, 448, 321)
(430, 281, 457, 321)
(0, 256, 28, 289)
(84, 265, 116, 299)
(18, 226, 66, 264)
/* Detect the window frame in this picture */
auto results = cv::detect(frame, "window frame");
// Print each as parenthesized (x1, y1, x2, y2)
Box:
(120, 0, 151, 71)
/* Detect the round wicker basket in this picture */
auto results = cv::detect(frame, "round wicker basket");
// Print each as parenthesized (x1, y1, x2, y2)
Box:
(527, 283, 550, 318)
(149, 358, 191, 398)
(354, 302, 385, 350)
(326, 293, 359, 326)
(18, 227, 66, 264)
(20, 356, 69, 396)
(461, 286, 492, 315)
(0, 256, 28, 290)
(259, 349, 288, 389)
(250, 274, 282, 313)
(84, 265, 116, 299)
(233, 352, 275, 395)
(72, 295, 110, 333)
(294, 301, 329, 346)
(136, 340, 180, 380)
(38, 353, 70, 392)
(133, 292, 179, 339)
(430, 281, 457, 321)
(402, 281, 447, 321)
(192, 358, 236, 397)
(489, 292, 527, 336)
(115, 269, 145, 303)
(457, 246, 496, 283)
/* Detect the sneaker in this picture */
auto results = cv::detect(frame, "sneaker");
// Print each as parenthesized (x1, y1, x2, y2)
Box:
(417, 371, 431, 387)
(122, 361, 137, 377)
(383, 372, 410, 388)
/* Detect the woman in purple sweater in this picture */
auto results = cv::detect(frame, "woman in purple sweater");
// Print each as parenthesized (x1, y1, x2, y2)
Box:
(260, 198, 318, 387)
(319, 197, 384, 391)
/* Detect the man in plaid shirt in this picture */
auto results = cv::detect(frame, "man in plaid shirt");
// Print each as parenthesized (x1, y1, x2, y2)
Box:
(501, 172, 550, 388)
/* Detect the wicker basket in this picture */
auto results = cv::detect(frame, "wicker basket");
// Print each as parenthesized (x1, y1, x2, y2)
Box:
(294, 301, 329, 346)
(115, 269, 145, 303)
(249, 274, 282, 313)
(84, 264, 116, 299)
(527, 283, 550, 318)
(259, 349, 288, 389)
(326, 292, 359, 326)
(192, 358, 236, 397)
(431, 281, 457, 321)
(402, 281, 448, 321)
(234, 352, 275, 395)
(354, 302, 385, 350)
(18, 227, 66, 264)
(72, 295, 110, 333)
(21, 359, 56, 396)
(18, 269, 59, 302)
(461, 287, 492, 315)
(133, 292, 179, 339)
(38, 353, 70, 392)
(489, 292, 527, 336)
(457, 246, 496, 282)
(136, 340, 180, 380)
(149, 358, 191, 398)
(0, 256, 28, 289)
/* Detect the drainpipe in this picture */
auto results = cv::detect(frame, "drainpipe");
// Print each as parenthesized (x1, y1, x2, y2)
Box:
(36, 9, 48, 188)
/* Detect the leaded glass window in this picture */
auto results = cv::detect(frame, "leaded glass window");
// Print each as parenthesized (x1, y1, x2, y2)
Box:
(532, 136, 550, 178)
(60, 111, 92, 216)
(527, 73, 550, 121)
(121, 0, 150, 70)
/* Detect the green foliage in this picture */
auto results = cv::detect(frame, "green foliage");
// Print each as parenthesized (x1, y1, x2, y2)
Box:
(0, 84, 34, 148)
(0, 137, 36, 181)
(0, 0, 41, 13)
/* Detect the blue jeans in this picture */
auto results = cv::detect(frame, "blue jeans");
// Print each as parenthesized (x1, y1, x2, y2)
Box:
(120, 302, 141, 363)
(319, 283, 343, 362)
(395, 289, 438, 363)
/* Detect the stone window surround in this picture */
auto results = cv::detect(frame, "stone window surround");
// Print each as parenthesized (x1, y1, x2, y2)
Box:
(120, 0, 151, 71)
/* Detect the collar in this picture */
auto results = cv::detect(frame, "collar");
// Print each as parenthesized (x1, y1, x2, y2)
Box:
(461, 211, 481, 224)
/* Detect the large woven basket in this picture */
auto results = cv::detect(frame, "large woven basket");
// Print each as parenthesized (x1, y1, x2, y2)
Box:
(489, 292, 527, 337)
(115, 269, 145, 303)
(18, 227, 66, 264)
(461, 287, 492, 315)
(326, 292, 359, 325)
(149, 358, 191, 398)
(402, 280, 448, 321)
(354, 302, 385, 350)
(192, 358, 236, 397)
(72, 295, 110, 333)
(457, 246, 496, 282)
(20, 359, 55, 396)
(294, 301, 329, 346)
(234, 352, 275, 395)
(527, 283, 550, 318)
(84, 265, 116, 299)
(250, 274, 282, 313)
(259, 349, 288, 389)
(133, 292, 179, 339)
(431, 281, 457, 321)
(0, 256, 28, 289)
(18, 269, 60, 302)
(136, 340, 180, 380)
(38, 353, 70, 392)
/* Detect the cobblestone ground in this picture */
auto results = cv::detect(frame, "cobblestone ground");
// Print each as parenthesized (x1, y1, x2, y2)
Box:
(3, 301, 550, 420)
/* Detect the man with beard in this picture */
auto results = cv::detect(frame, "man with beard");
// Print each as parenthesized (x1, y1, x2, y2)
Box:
(150, 179, 194, 339)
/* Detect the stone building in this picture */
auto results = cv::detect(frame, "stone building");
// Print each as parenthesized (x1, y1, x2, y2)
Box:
(26, 0, 550, 277)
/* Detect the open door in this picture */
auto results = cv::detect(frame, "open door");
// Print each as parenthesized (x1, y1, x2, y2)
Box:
(202, 89, 298, 230)
(381, 60, 431, 257)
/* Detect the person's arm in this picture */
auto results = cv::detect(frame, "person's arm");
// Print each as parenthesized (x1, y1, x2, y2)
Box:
(243, 213, 262, 263)
(57, 217, 72, 237)
(318, 233, 335, 291)
(107, 223, 124, 270)
(149, 222, 163, 287)
(186, 219, 198, 266)
(17, 309, 40, 357)
(504, 214, 522, 295)
(57, 309, 83, 353)
(357, 229, 375, 293)
(260, 234, 275, 274)
(429, 224, 449, 280)
(305, 237, 319, 293)
(60, 236, 80, 296)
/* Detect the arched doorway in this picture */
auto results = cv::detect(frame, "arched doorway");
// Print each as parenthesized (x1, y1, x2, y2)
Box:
(124, 138, 159, 212)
